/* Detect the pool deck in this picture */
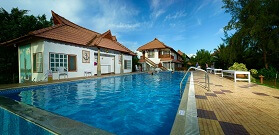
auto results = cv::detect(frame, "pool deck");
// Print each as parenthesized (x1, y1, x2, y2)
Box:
(193, 72, 279, 135)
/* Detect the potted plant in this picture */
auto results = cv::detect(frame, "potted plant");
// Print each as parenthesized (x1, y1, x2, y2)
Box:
(228, 62, 248, 78)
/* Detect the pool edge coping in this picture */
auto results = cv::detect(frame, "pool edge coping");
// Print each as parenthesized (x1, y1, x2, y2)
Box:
(170, 71, 200, 135)
(0, 96, 113, 135)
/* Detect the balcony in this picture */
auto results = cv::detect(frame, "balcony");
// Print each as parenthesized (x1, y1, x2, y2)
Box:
(159, 54, 174, 59)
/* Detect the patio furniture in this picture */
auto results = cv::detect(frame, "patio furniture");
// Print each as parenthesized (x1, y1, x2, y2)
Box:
(57, 67, 68, 80)
(206, 68, 212, 73)
(84, 70, 92, 77)
(222, 70, 250, 83)
(213, 69, 222, 75)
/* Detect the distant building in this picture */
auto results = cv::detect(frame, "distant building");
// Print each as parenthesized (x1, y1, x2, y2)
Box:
(137, 38, 184, 71)
(1, 11, 135, 83)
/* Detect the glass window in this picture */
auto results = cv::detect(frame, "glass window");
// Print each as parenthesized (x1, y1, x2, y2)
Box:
(33, 52, 43, 72)
(124, 60, 131, 69)
(49, 53, 67, 72)
(68, 55, 77, 71)
(148, 50, 154, 58)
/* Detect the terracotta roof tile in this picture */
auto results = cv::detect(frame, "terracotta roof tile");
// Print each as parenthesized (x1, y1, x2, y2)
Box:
(1, 11, 135, 55)
(137, 38, 167, 51)
(177, 50, 184, 56)
(95, 38, 129, 53)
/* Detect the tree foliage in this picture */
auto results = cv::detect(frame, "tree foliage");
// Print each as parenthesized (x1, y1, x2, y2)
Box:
(0, 8, 53, 43)
(222, 0, 279, 70)
(0, 8, 52, 84)
(189, 49, 213, 69)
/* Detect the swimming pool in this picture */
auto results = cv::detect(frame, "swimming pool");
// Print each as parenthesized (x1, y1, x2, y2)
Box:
(0, 107, 53, 135)
(0, 72, 189, 135)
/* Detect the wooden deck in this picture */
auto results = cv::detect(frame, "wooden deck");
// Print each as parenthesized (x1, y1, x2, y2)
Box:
(193, 72, 279, 134)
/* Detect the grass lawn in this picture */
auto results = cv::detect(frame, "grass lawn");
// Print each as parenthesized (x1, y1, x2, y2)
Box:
(255, 78, 279, 89)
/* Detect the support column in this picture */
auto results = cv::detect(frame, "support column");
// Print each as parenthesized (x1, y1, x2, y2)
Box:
(97, 48, 101, 76)
(120, 53, 124, 74)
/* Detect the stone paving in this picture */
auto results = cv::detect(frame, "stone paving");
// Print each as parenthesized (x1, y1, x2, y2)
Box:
(193, 72, 279, 135)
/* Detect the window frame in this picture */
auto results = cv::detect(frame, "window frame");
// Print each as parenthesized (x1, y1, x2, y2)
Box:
(49, 52, 68, 72)
(124, 60, 131, 69)
(68, 54, 77, 72)
(148, 50, 155, 58)
(33, 52, 43, 73)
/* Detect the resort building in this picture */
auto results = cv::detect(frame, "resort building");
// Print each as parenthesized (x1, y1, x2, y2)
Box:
(1, 11, 135, 83)
(137, 38, 185, 71)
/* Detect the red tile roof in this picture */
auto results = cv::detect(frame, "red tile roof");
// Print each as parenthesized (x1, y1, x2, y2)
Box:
(137, 38, 169, 51)
(137, 38, 180, 56)
(1, 11, 135, 55)
(177, 50, 184, 56)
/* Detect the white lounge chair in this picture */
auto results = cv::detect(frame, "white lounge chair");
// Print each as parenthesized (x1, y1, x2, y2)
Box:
(57, 67, 68, 80)
(222, 70, 250, 83)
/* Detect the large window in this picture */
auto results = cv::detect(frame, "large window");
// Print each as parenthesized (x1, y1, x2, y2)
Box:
(33, 52, 43, 73)
(124, 60, 131, 69)
(148, 50, 154, 58)
(68, 55, 77, 71)
(50, 53, 67, 72)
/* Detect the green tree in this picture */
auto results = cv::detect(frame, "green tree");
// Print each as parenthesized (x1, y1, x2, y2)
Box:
(0, 8, 52, 84)
(191, 49, 213, 69)
(181, 53, 189, 67)
(222, 0, 279, 69)
(132, 55, 139, 72)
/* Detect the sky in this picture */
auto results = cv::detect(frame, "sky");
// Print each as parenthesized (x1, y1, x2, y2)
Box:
(0, 0, 232, 56)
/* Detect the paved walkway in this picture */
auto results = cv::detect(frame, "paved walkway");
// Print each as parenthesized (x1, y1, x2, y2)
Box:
(193, 72, 279, 135)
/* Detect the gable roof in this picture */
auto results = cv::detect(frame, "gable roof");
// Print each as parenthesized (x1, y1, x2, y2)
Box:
(137, 38, 182, 56)
(177, 50, 184, 56)
(137, 38, 169, 51)
(1, 11, 135, 56)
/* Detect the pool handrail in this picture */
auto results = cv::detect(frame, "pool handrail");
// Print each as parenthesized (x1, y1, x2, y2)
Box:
(180, 67, 210, 96)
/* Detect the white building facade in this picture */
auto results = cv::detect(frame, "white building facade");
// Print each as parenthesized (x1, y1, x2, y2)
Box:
(6, 11, 134, 83)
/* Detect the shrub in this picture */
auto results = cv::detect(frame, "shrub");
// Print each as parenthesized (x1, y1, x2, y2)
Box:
(250, 69, 258, 78)
(258, 67, 278, 80)
(228, 62, 248, 71)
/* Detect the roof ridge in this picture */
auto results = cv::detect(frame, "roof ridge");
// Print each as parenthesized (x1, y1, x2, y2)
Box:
(51, 10, 100, 35)
(85, 35, 98, 46)
(137, 38, 166, 51)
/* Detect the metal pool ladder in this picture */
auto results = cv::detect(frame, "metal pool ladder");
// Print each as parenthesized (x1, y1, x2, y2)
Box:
(179, 67, 210, 96)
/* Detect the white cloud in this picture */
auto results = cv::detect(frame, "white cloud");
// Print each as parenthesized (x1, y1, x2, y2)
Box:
(172, 35, 185, 41)
(89, 0, 140, 33)
(149, 0, 174, 19)
(0, 0, 84, 24)
(194, 0, 211, 13)
(215, 28, 224, 35)
(187, 54, 196, 58)
(165, 10, 187, 21)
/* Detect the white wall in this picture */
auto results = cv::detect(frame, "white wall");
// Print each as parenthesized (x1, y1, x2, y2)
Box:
(147, 49, 160, 64)
(42, 40, 132, 80)
(43, 40, 95, 80)
(18, 39, 133, 82)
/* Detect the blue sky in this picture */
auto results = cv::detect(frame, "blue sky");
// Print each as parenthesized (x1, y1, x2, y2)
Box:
(1, 0, 231, 56)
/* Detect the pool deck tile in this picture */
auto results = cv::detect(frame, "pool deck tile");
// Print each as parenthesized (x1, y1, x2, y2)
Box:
(194, 72, 279, 135)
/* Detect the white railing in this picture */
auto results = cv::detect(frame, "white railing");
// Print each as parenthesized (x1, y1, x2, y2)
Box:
(180, 67, 210, 96)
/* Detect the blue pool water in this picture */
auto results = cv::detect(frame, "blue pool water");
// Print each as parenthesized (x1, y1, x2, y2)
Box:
(0, 72, 189, 135)
(0, 108, 53, 135)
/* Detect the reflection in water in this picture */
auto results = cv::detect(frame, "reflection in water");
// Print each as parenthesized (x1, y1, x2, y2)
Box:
(1, 72, 187, 135)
